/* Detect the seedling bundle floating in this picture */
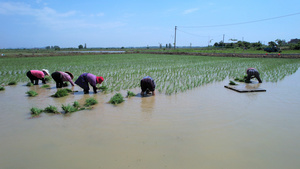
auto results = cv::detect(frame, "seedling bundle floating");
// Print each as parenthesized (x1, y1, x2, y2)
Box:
(109, 93, 124, 104)
(51, 88, 73, 98)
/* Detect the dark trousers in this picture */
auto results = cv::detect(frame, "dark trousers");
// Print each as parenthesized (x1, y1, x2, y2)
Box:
(51, 72, 63, 88)
(27, 71, 39, 85)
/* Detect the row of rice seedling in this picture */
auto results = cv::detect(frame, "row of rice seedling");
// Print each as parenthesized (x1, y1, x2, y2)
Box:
(30, 98, 98, 117)
(1, 54, 300, 94)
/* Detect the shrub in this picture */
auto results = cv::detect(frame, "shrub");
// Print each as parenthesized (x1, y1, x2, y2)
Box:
(51, 88, 72, 98)
(26, 82, 33, 87)
(84, 98, 98, 107)
(109, 93, 124, 104)
(30, 107, 43, 117)
(0, 86, 5, 91)
(8, 81, 17, 85)
(26, 90, 38, 97)
(126, 91, 136, 98)
(44, 105, 60, 114)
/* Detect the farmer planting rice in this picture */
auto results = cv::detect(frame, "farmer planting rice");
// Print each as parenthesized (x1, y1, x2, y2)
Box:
(75, 73, 104, 94)
(26, 69, 50, 85)
(245, 68, 262, 83)
(51, 71, 75, 88)
(140, 76, 156, 96)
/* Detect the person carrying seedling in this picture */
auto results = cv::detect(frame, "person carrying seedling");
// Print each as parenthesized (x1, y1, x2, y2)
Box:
(51, 71, 75, 88)
(75, 73, 104, 94)
(140, 76, 156, 96)
(245, 68, 262, 83)
(26, 69, 50, 85)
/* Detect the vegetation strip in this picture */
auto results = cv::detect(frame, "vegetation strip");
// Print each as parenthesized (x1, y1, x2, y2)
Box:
(1, 54, 300, 95)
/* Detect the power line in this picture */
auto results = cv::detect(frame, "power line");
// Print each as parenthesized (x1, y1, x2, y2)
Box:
(178, 12, 300, 28)
(177, 29, 223, 38)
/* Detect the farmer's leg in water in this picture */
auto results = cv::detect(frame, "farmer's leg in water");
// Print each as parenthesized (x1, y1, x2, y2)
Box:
(51, 72, 63, 88)
(34, 79, 39, 85)
(255, 74, 262, 83)
(26, 71, 35, 84)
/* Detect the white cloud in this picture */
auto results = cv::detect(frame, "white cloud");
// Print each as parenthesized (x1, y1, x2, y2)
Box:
(0, 2, 124, 30)
(183, 8, 199, 15)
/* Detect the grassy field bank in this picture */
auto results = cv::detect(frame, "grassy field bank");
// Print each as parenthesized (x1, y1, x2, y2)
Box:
(1, 54, 300, 94)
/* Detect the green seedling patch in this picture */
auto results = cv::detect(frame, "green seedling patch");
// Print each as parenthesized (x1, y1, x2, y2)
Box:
(109, 93, 124, 104)
(26, 90, 38, 97)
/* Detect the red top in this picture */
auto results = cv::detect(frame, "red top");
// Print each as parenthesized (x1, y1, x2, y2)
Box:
(30, 70, 45, 79)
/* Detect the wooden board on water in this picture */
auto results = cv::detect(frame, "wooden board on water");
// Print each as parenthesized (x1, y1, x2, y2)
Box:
(224, 85, 266, 93)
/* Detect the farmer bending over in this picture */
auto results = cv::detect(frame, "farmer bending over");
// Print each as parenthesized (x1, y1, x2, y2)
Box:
(140, 76, 156, 96)
(245, 68, 262, 83)
(75, 73, 104, 94)
(26, 69, 50, 85)
(51, 71, 75, 88)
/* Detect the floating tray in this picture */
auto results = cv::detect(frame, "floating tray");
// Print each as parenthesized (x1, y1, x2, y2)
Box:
(224, 85, 266, 93)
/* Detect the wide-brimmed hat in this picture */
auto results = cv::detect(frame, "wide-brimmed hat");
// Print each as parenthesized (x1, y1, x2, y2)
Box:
(42, 69, 50, 76)
(96, 76, 104, 84)
(65, 71, 74, 79)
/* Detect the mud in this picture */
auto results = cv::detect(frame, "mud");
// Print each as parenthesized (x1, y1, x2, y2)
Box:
(0, 70, 300, 169)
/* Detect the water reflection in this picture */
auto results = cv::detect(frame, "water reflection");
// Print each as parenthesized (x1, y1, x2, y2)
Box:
(140, 95, 155, 120)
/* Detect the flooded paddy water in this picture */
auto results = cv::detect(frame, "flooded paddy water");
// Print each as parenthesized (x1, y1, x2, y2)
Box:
(0, 69, 300, 169)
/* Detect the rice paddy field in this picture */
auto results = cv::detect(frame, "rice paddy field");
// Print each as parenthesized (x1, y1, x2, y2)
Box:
(1, 53, 300, 169)
(1, 54, 300, 94)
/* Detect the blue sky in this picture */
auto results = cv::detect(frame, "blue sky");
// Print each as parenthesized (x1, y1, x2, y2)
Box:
(0, 0, 300, 48)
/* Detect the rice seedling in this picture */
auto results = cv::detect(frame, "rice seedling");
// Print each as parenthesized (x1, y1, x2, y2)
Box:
(8, 81, 17, 85)
(1, 53, 300, 95)
(0, 86, 5, 91)
(229, 80, 238, 85)
(26, 82, 33, 86)
(41, 84, 50, 88)
(109, 93, 124, 105)
(98, 85, 108, 92)
(126, 91, 136, 98)
(62, 104, 78, 114)
(84, 98, 98, 107)
(51, 88, 72, 98)
(30, 107, 43, 117)
(44, 76, 51, 82)
(26, 90, 38, 97)
(73, 101, 80, 108)
(44, 105, 60, 114)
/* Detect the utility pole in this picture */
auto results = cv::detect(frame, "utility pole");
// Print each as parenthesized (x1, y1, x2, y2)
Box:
(174, 26, 177, 49)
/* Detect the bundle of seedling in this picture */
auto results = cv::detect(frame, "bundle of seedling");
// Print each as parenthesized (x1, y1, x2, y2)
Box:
(229, 80, 238, 85)
(26, 90, 38, 97)
(234, 75, 247, 82)
(26, 82, 34, 87)
(126, 91, 136, 98)
(8, 81, 17, 85)
(98, 85, 108, 93)
(41, 84, 50, 88)
(30, 97, 99, 117)
(51, 88, 73, 98)
(109, 93, 124, 104)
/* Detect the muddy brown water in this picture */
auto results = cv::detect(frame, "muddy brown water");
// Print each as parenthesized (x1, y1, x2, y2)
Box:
(1, 70, 300, 169)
